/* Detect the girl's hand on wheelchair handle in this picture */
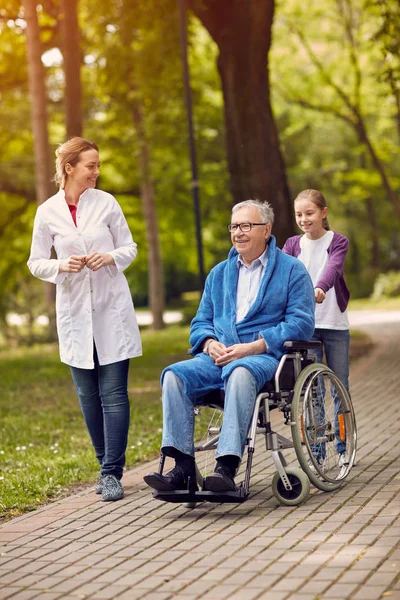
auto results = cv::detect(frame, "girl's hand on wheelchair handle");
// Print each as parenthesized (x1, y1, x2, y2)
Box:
(315, 287, 326, 303)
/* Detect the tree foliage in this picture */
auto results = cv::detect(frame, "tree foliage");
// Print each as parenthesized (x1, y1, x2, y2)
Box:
(0, 0, 400, 342)
(271, 0, 400, 293)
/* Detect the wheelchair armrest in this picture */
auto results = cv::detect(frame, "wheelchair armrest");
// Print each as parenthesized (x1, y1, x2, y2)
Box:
(283, 340, 322, 350)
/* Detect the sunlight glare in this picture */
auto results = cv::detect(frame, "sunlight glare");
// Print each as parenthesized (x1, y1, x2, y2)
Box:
(42, 47, 63, 67)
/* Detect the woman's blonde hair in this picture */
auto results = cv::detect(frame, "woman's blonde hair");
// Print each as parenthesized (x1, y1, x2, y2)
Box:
(294, 189, 330, 231)
(54, 137, 99, 188)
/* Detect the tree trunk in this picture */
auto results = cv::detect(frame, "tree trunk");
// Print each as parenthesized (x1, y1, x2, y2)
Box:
(23, 0, 54, 205)
(60, 0, 83, 138)
(132, 99, 166, 330)
(118, 6, 165, 330)
(365, 198, 380, 268)
(189, 0, 293, 245)
(360, 153, 380, 269)
(23, 0, 57, 340)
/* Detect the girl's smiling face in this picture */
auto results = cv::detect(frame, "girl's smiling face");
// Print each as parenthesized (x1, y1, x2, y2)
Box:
(294, 198, 328, 239)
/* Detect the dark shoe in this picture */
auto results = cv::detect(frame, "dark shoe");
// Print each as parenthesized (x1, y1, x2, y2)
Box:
(205, 465, 237, 492)
(144, 465, 197, 492)
(95, 473, 104, 495)
(101, 475, 124, 502)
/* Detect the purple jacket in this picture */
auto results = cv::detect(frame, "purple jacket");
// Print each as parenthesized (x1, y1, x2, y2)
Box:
(282, 232, 350, 313)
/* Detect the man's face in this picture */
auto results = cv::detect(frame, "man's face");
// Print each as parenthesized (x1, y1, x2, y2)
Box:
(230, 206, 271, 265)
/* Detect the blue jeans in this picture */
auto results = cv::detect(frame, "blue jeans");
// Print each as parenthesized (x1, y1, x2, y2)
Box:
(312, 328, 350, 456)
(70, 347, 130, 479)
(162, 366, 258, 459)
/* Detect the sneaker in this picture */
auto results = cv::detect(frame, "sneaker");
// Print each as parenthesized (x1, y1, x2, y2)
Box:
(95, 474, 104, 495)
(204, 465, 237, 492)
(308, 456, 326, 474)
(337, 452, 348, 480)
(101, 475, 124, 502)
(144, 465, 197, 493)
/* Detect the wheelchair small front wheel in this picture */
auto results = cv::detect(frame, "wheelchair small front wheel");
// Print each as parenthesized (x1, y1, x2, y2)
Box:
(272, 467, 310, 506)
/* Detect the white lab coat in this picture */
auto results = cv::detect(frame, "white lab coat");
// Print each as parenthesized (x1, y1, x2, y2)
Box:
(27, 188, 142, 369)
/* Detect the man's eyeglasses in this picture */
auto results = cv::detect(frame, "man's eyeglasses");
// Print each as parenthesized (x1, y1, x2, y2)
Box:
(227, 222, 267, 233)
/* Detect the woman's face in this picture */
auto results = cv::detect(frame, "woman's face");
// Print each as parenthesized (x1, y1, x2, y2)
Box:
(66, 149, 100, 191)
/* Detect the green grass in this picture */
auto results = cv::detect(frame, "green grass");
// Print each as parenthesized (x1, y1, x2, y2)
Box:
(0, 325, 190, 521)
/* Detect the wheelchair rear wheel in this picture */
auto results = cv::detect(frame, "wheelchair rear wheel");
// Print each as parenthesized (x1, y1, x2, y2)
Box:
(291, 363, 357, 492)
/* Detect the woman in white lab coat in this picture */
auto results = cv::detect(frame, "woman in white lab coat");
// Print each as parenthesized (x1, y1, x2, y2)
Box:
(28, 137, 142, 502)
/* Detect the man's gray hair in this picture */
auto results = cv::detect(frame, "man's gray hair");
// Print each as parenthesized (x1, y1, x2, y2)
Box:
(232, 199, 274, 225)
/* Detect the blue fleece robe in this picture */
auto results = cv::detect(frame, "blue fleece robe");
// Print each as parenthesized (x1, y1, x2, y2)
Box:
(163, 235, 315, 397)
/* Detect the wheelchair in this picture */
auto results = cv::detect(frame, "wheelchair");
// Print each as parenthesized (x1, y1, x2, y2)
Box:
(152, 340, 357, 507)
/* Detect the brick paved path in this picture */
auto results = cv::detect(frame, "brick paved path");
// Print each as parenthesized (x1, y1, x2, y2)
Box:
(0, 321, 399, 600)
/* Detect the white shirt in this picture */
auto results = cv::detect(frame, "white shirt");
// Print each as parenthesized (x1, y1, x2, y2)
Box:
(27, 188, 142, 368)
(299, 232, 349, 330)
(236, 247, 268, 322)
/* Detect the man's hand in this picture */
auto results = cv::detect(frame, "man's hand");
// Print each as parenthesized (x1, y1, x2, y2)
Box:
(214, 339, 267, 366)
(207, 340, 228, 361)
(315, 287, 326, 304)
(59, 255, 86, 273)
(85, 252, 115, 272)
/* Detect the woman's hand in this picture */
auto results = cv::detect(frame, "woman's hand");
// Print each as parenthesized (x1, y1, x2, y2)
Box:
(315, 287, 326, 303)
(85, 252, 115, 272)
(59, 255, 86, 273)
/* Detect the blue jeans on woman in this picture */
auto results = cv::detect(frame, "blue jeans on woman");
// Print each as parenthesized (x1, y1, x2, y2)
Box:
(70, 346, 130, 480)
(312, 328, 350, 456)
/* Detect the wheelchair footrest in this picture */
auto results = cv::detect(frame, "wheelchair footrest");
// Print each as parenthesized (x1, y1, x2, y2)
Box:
(152, 486, 249, 504)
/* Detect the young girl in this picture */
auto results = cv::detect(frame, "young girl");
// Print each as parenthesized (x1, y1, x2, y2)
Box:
(282, 189, 351, 465)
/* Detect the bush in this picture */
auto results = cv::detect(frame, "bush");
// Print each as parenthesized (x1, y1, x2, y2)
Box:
(346, 267, 379, 299)
(371, 271, 400, 300)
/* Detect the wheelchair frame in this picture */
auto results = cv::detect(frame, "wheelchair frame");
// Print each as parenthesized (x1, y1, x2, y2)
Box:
(152, 340, 357, 507)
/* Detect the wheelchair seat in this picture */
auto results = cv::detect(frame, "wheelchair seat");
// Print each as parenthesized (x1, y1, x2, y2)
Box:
(197, 340, 320, 408)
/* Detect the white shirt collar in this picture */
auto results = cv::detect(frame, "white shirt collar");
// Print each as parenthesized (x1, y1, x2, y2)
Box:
(237, 245, 268, 269)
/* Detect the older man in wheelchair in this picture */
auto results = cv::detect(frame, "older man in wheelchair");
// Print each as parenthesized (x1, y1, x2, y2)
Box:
(144, 200, 356, 506)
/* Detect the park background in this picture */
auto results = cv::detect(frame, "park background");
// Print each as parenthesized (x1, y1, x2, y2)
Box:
(0, 0, 399, 519)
